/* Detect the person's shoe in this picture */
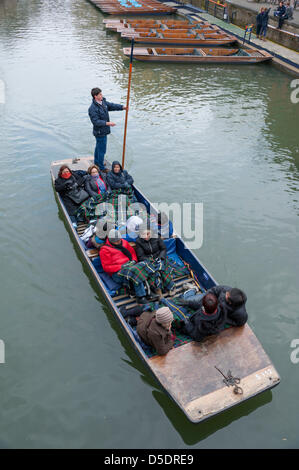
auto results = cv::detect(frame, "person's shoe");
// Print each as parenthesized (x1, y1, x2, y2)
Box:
(183, 282, 199, 292)
(167, 285, 177, 297)
(126, 316, 137, 328)
(146, 292, 160, 301)
(137, 296, 148, 305)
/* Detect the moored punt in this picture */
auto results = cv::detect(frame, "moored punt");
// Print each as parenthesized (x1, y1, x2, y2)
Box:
(104, 19, 208, 31)
(121, 30, 236, 46)
(51, 156, 280, 423)
(87, 0, 176, 15)
(122, 46, 273, 64)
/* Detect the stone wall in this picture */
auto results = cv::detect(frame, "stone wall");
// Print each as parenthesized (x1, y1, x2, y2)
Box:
(185, 0, 299, 52)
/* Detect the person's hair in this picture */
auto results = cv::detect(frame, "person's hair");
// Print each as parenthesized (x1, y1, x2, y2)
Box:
(202, 293, 218, 314)
(87, 164, 100, 175)
(91, 87, 102, 98)
(58, 165, 71, 177)
(157, 211, 169, 225)
(229, 288, 246, 307)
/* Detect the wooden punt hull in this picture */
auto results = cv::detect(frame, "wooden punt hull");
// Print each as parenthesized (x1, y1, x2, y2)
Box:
(87, 0, 176, 15)
(123, 46, 273, 64)
(122, 37, 236, 46)
(50, 156, 280, 423)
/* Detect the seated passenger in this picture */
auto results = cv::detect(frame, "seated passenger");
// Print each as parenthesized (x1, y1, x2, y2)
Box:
(135, 228, 166, 262)
(106, 161, 134, 193)
(157, 211, 173, 238)
(99, 229, 149, 304)
(85, 164, 108, 198)
(54, 165, 89, 220)
(181, 293, 227, 342)
(88, 219, 115, 249)
(136, 307, 174, 355)
(180, 285, 248, 327)
(135, 228, 176, 298)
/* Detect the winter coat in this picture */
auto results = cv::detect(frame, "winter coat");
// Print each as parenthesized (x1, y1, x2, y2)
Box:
(85, 174, 108, 198)
(182, 303, 227, 342)
(88, 98, 123, 138)
(137, 311, 174, 355)
(256, 12, 263, 26)
(276, 4, 286, 16)
(99, 238, 138, 275)
(262, 8, 271, 26)
(54, 171, 88, 216)
(184, 285, 248, 327)
(135, 236, 167, 262)
(106, 161, 134, 191)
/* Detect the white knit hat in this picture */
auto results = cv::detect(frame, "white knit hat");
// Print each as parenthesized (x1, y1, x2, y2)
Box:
(156, 307, 173, 324)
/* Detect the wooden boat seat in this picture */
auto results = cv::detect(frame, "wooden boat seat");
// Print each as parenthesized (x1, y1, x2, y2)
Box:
(156, 48, 195, 55)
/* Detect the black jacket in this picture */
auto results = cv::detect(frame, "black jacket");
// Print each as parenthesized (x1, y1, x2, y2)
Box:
(135, 236, 167, 262)
(262, 8, 271, 26)
(183, 285, 248, 327)
(106, 161, 134, 191)
(54, 171, 88, 216)
(183, 303, 227, 342)
(88, 98, 123, 138)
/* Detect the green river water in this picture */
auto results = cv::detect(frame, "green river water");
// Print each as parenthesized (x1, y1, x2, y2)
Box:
(0, 0, 298, 449)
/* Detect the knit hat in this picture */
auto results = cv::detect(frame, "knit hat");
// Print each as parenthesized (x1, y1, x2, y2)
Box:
(155, 307, 173, 324)
(108, 228, 122, 243)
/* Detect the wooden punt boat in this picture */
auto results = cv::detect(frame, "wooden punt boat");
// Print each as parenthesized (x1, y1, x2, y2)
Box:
(116, 25, 220, 34)
(104, 19, 210, 32)
(87, 0, 176, 15)
(123, 46, 273, 64)
(121, 30, 236, 46)
(51, 156, 280, 423)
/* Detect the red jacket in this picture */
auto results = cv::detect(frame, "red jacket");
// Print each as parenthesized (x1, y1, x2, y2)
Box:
(100, 239, 138, 275)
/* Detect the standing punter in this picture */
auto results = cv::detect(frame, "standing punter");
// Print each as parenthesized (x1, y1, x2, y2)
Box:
(88, 88, 127, 173)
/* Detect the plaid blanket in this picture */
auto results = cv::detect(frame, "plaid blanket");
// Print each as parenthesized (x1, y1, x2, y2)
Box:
(76, 188, 147, 224)
(116, 256, 189, 293)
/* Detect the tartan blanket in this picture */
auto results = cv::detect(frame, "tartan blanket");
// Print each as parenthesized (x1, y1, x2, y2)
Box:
(116, 257, 189, 293)
(76, 188, 147, 224)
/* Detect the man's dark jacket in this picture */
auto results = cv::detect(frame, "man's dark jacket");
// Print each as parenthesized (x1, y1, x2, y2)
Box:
(183, 285, 248, 327)
(135, 236, 167, 262)
(88, 98, 123, 137)
(106, 161, 134, 191)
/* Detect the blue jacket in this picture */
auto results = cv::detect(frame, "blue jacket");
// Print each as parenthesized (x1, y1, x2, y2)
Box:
(88, 98, 123, 137)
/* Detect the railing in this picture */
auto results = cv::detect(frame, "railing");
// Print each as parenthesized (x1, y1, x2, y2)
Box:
(204, 0, 229, 22)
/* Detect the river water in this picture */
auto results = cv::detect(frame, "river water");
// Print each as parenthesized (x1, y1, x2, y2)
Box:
(0, 0, 298, 449)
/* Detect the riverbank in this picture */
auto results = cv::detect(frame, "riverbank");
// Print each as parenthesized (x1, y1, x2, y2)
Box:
(160, 0, 299, 75)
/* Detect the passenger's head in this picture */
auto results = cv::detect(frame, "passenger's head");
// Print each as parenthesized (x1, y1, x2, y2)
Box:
(202, 293, 218, 314)
(58, 165, 72, 178)
(260, 7, 264, 12)
(156, 307, 173, 329)
(95, 219, 115, 240)
(88, 164, 100, 177)
(91, 87, 102, 100)
(226, 288, 247, 308)
(108, 228, 122, 245)
(112, 161, 122, 174)
(139, 228, 152, 241)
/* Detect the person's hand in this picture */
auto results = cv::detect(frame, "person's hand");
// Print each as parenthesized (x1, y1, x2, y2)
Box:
(106, 122, 116, 127)
(123, 106, 129, 111)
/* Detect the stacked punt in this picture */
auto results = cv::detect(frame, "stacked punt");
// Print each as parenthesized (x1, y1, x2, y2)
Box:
(104, 17, 236, 46)
(88, 0, 176, 15)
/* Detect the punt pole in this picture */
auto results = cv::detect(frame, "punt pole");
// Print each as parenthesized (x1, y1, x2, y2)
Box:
(122, 38, 134, 169)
